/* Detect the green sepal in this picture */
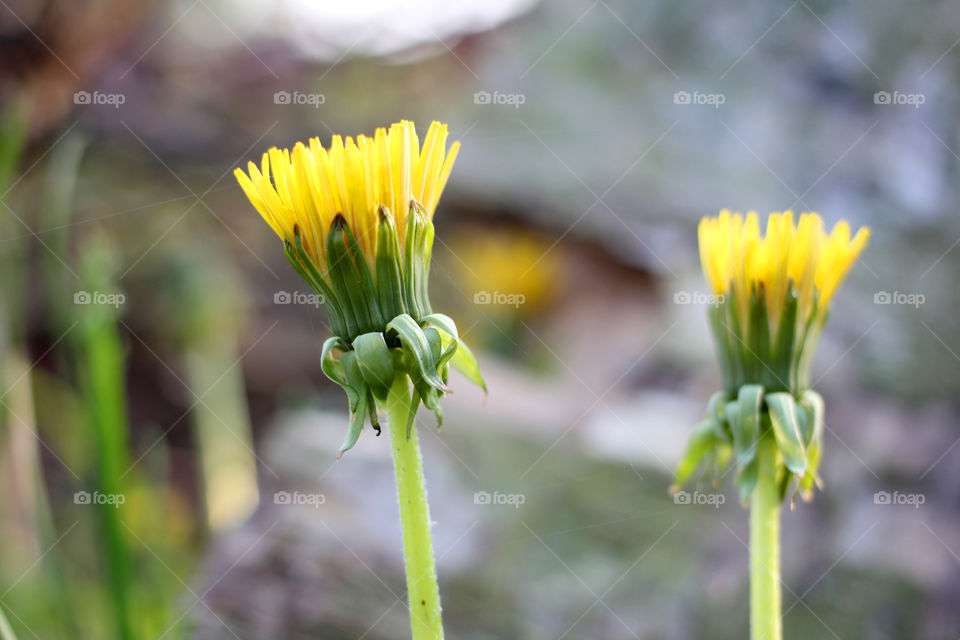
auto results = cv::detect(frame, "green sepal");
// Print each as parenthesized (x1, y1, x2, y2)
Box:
(708, 304, 738, 393)
(777, 461, 792, 503)
(320, 336, 350, 388)
(747, 287, 771, 386)
(706, 391, 730, 443)
(326, 215, 376, 338)
(386, 313, 447, 391)
(735, 385, 763, 467)
(798, 390, 825, 498)
(339, 351, 365, 414)
(800, 389, 824, 447)
(737, 456, 758, 506)
(723, 399, 742, 465)
(374, 206, 407, 320)
(286, 232, 348, 338)
(337, 385, 369, 459)
(352, 332, 395, 402)
(449, 339, 486, 394)
(772, 287, 798, 389)
(765, 392, 806, 474)
(340, 215, 385, 329)
(422, 312, 487, 393)
(403, 202, 433, 319)
(671, 418, 719, 490)
(336, 350, 370, 458)
(420, 313, 459, 369)
(405, 384, 420, 440)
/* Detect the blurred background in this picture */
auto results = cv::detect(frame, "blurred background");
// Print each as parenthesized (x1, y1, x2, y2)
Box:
(1, 0, 959, 638)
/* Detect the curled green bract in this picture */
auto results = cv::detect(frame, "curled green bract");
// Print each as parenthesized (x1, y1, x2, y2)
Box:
(289, 201, 485, 458)
(672, 385, 825, 507)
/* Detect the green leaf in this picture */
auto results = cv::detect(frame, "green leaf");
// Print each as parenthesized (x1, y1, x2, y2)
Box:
(765, 392, 807, 474)
(672, 418, 718, 489)
(352, 332, 395, 401)
(735, 384, 763, 467)
(387, 313, 447, 390)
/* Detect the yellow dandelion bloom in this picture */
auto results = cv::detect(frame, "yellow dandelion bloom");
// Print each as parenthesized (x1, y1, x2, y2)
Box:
(232, 120, 484, 458)
(676, 210, 869, 508)
(234, 120, 459, 267)
(696, 210, 868, 395)
(699, 210, 869, 329)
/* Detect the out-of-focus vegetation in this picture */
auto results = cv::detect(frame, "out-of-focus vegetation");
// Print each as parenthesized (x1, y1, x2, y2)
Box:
(0, 0, 958, 638)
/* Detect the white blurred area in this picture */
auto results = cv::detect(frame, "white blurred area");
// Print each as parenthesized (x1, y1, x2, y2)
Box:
(175, 0, 539, 60)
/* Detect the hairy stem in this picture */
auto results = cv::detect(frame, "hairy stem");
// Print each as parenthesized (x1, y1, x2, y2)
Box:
(386, 375, 444, 640)
(750, 433, 782, 640)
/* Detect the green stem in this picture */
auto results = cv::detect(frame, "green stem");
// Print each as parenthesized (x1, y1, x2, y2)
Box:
(385, 375, 444, 640)
(750, 433, 782, 640)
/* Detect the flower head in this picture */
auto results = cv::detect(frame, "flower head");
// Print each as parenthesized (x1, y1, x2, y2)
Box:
(674, 210, 868, 506)
(234, 121, 483, 457)
(698, 210, 869, 393)
(234, 120, 458, 271)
